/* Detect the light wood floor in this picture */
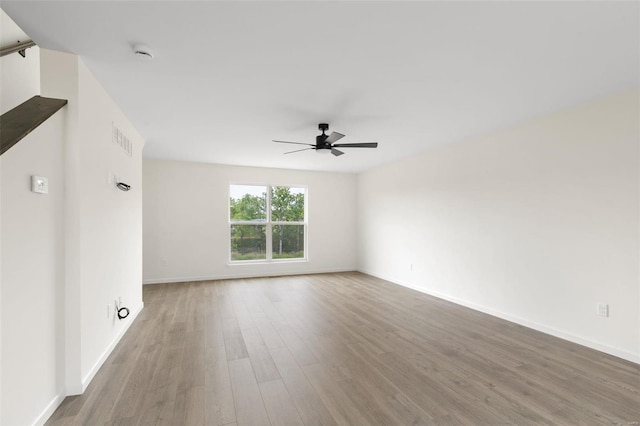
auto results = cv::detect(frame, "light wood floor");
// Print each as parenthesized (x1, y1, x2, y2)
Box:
(47, 272, 639, 425)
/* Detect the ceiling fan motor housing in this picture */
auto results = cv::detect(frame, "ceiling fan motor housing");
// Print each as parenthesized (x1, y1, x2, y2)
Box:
(316, 123, 331, 149)
(316, 134, 332, 150)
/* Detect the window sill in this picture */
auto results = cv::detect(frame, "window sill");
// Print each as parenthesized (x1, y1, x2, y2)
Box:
(226, 258, 309, 266)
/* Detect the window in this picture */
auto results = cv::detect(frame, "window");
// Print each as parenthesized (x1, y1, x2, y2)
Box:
(229, 184, 306, 262)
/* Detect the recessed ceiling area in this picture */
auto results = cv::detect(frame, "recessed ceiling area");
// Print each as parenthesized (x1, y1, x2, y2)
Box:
(2, 1, 638, 173)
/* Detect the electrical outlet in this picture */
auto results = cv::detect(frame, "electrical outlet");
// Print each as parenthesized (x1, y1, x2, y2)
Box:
(107, 303, 110, 318)
(597, 303, 609, 317)
(162, 258, 167, 266)
(119, 296, 122, 306)
(410, 263, 413, 271)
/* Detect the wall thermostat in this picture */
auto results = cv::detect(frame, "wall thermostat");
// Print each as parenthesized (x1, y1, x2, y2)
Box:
(31, 175, 49, 194)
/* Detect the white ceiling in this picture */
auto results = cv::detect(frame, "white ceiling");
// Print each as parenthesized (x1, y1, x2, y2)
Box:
(0, 9, 28, 50)
(2, 1, 638, 173)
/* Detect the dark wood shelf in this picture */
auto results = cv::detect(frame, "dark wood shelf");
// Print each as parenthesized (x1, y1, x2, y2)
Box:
(0, 95, 68, 156)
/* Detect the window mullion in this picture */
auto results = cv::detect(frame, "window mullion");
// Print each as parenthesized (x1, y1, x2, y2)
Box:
(266, 185, 272, 260)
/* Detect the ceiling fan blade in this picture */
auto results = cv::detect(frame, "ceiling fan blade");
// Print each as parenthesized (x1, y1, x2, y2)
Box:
(332, 142, 378, 148)
(273, 140, 314, 146)
(284, 147, 314, 154)
(324, 132, 345, 144)
(331, 148, 344, 157)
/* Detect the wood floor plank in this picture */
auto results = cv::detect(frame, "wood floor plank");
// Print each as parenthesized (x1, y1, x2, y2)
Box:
(204, 309, 226, 348)
(268, 346, 338, 426)
(274, 324, 318, 367)
(316, 337, 435, 425)
(259, 379, 304, 426)
(242, 327, 281, 383)
(253, 313, 286, 350)
(302, 362, 376, 426)
(204, 345, 236, 426)
(222, 317, 249, 361)
(172, 384, 205, 426)
(228, 358, 271, 426)
(108, 343, 164, 422)
(45, 273, 640, 426)
(232, 295, 256, 330)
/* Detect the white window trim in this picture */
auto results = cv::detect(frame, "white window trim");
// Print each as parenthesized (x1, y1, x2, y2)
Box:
(228, 184, 308, 264)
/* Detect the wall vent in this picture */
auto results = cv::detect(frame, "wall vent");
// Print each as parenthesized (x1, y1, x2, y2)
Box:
(112, 123, 132, 156)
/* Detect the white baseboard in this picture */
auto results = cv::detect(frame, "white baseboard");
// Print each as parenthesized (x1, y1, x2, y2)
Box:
(29, 304, 145, 424)
(31, 387, 66, 426)
(143, 267, 356, 285)
(66, 302, 144, 396)
(359, 269, 640, 365)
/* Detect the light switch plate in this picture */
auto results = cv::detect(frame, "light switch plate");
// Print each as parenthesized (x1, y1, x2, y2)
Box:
(31, 175, 48, 194)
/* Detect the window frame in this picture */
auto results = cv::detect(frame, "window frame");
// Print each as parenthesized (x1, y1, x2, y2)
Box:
(228, 183, 308, 264)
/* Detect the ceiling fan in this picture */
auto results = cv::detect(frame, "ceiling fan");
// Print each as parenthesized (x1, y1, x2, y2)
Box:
(273, 123, 378, 157)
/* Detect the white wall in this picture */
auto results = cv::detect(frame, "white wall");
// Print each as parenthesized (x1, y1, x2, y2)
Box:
(143, 160, 357, 283)
(76, 58, 145, 384)
(39, 48, 83, 396)
(357, 90, 640, 363)
(40, 49, 146, 393)
(0, 47, 40, 114)
(1, 46, 145, 425)
(0, 107, 65, 426)
(0, 8, 39, 116)
(1, 42, 64, 425)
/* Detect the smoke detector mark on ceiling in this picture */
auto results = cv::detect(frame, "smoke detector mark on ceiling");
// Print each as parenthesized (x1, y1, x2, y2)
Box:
(133, 44, 153, 59)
